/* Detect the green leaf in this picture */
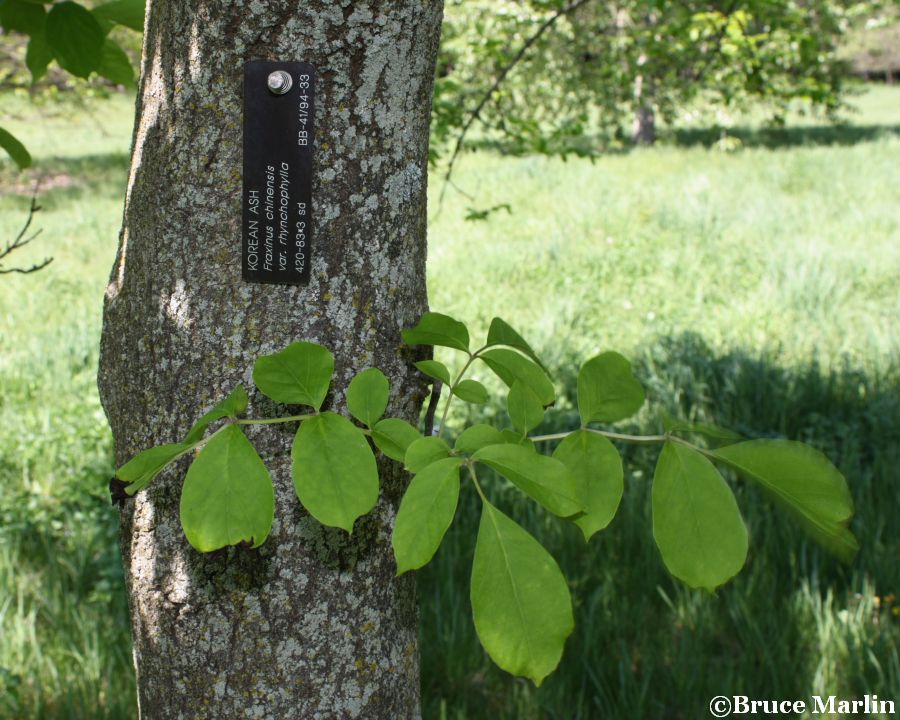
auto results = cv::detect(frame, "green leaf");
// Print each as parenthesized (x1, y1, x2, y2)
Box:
(553, 430, 623, 541)
(455, 423, 504, 454)
(452, 379, 489, 405)
(404, 436, 451, 473)
(25, 30, 53, 82)
(393, 457, 463, 574)
(292, 412, 379, 532)
(712, 440, 858, 562)
(498, 429, 534, 449)
(179, 425, 274, 552)
(116, 442, 190, 495)
(507, 379, 543, 434)
(479, 348, 555, 406)
(471, 499, 574, 685)
(346, 367, 389, 427)
(486, 317, 546, 370)
(652, 442, 748, 591)
(184, 385, 248, 444)
(414, 359, 451, 385)
(253, 341, 334, 410)
(474, 444, 582, 517)
(96, 37, 134, 86)
(0, 0, 45, 34)
(46, 2, 105, 78)
(577, 352, 645, 425)
(92, 0, 144, 32)
(371, 418, 422, 462)
(0, 126, 31, 170)
(401, 312, 470, 353)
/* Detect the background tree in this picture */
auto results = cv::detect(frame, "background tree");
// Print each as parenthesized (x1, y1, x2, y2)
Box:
(96, 0, 443, 716)
(433, 0, 886, 158)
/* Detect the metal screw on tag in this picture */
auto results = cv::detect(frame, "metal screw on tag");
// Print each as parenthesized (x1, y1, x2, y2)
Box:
(267, 70, 292, 95)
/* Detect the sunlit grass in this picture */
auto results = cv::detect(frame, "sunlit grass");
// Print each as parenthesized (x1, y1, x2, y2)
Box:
(1, 85, 897, 719)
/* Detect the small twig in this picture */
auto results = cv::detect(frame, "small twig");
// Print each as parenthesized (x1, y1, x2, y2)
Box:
(423, 381, 443, 437)
(0, 185, 52, 275)
(437, 0, 595, 212)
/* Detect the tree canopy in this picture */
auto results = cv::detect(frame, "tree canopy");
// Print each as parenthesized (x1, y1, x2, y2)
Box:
(432, 0, 889, 157)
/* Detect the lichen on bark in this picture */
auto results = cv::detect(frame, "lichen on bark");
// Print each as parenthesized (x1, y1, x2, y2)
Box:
(98, 2, 444, 717)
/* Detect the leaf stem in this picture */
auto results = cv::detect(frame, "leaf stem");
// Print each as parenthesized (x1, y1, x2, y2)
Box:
(529, 428, 670, 445)
(436, 349, 484, 437)
(466, 461, 487, 503)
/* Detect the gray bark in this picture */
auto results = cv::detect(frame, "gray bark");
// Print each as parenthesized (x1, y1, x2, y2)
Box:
(631, 63, 656, 146)
(632, 102, 656, 145)
(98, 2, 443, 718)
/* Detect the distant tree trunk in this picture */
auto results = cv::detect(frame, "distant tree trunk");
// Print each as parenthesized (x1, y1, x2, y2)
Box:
(98, 1, 443, 718)
(632, 100, 656, 145)
(631, 54, 656, 145)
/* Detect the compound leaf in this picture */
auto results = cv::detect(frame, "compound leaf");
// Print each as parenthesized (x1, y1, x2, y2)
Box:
(479, 348, 555, 406)
(486, 317, 546, 370)
(346, 367, 390, 427)
(92, 0, 145, 32)
(507, 379, 543, 434)
(452, 379, 489, 405)
(455, 423, 504, 454)
(713, 440, 858, 562)
(116, 442, 190, 495)
(415, 360, 451, 385)
(371, 418, 422, 462)
(253, 340, 334, 409)
(46, 2, 105, 78)
(471, 499, 574, 686)
(553, 430, 623, 541)
(474, 443, 582, 517)
(577, 352, 644, 425)
(0, 0, 46, 35)
(179, 425, 274, 552)
(25, 30, 53, 82)
(652, 442, 748, 591)
(0, 126, 31, 170)
(96, 37, 134, 86)
(404, 436, 451, 473)
(292, 413, 379, 532)
(402, 312, 470, 353)
(393, 457, 463, 574)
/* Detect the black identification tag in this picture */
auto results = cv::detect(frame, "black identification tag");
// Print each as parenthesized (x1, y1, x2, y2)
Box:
(242, 60, 315, 285)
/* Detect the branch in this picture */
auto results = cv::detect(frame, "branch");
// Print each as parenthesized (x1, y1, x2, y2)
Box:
(438, 0, 595, 209)
(0, 186, 53, 275)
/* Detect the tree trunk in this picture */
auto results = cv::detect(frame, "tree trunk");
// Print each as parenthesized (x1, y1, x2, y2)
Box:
(631, 61, 656, 146)
(632, 101, 656, 145)
(98, 2, 443, 718)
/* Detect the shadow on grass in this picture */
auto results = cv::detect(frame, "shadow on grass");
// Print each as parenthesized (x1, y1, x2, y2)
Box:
(0, 153, 129, 196)
(672, 123, 900, 150)
(459, 122, 900, 163)
(420, 333, 900, 720)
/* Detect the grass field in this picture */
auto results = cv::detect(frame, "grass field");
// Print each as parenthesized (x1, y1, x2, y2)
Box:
(1, 85, 898, 719)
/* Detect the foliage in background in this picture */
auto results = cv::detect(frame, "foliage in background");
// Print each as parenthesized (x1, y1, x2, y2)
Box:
(0, 0, 143, 167)
(433, 0, 891, 160)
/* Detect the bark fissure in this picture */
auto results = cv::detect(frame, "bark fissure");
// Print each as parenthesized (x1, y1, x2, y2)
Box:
(99, 2, 444, 717)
